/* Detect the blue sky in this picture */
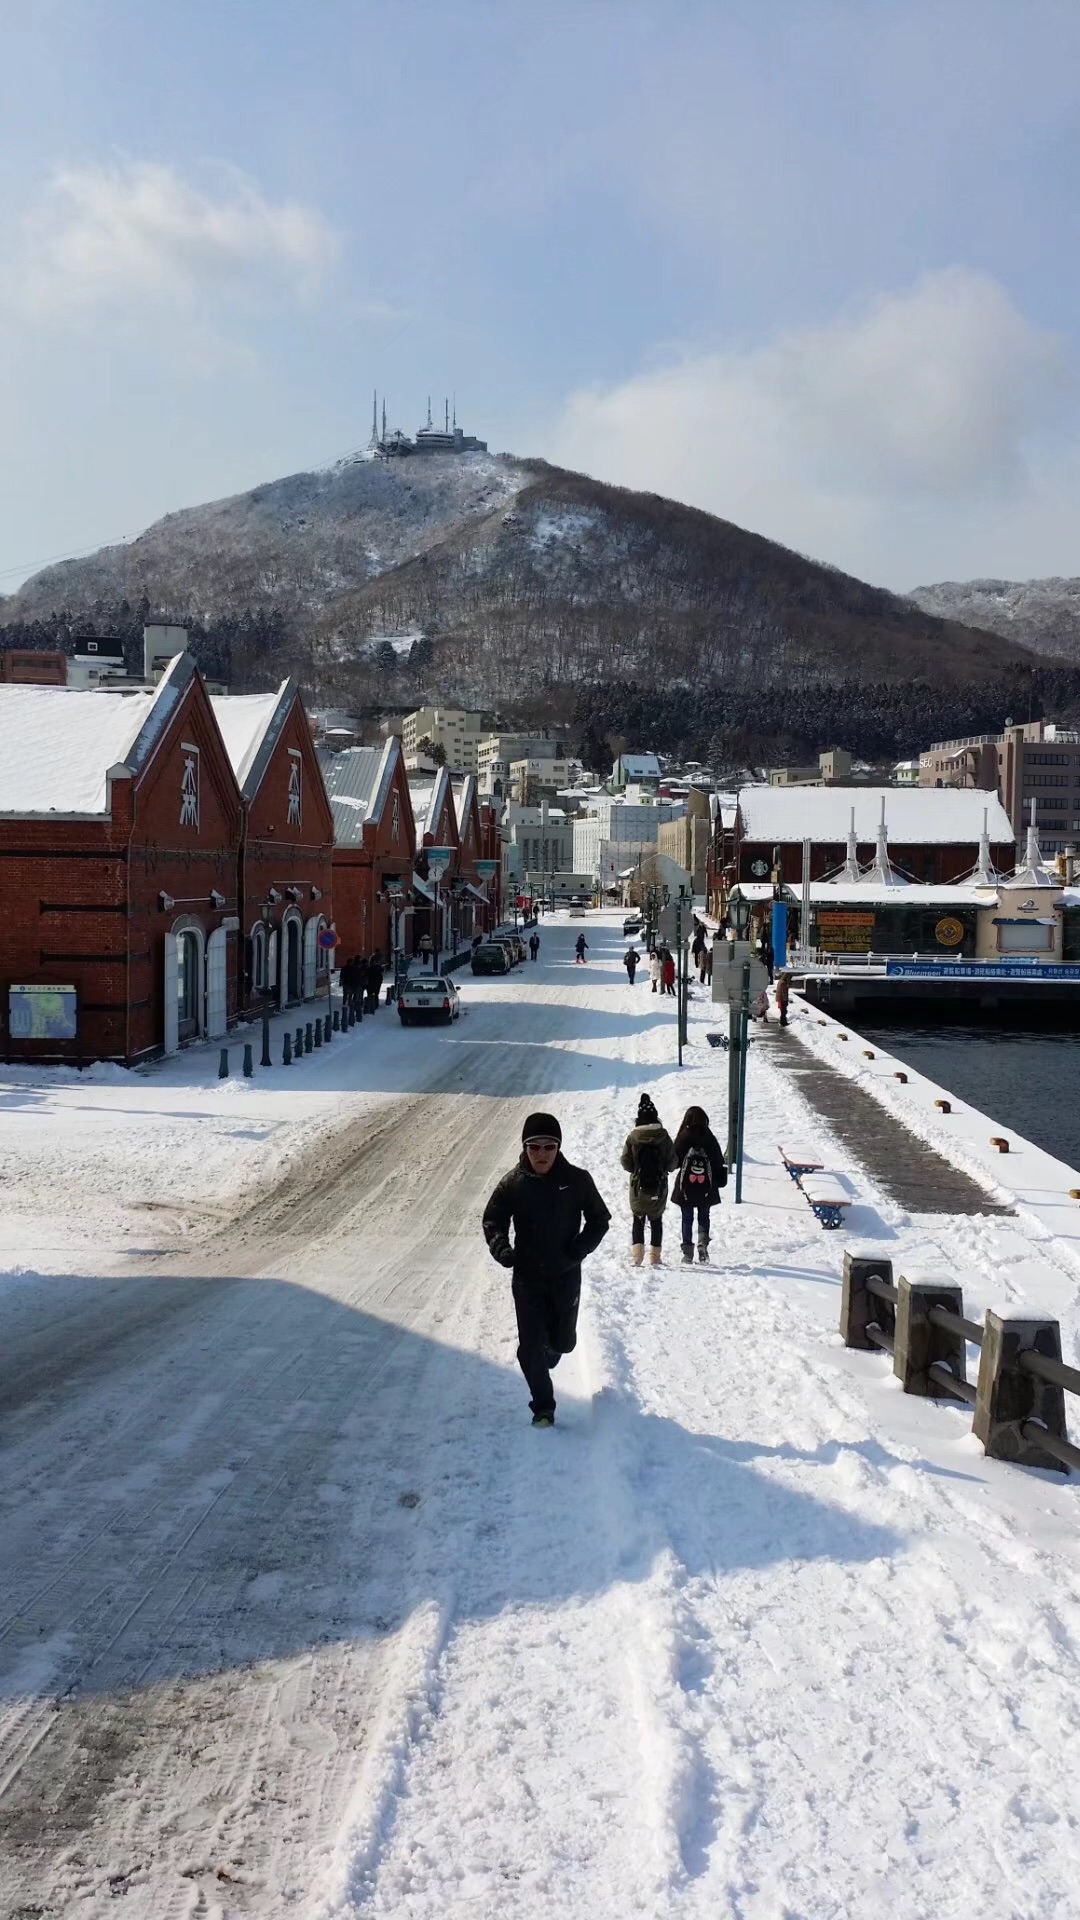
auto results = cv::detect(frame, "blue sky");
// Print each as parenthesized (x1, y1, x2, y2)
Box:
(2, 0, 1080, 594)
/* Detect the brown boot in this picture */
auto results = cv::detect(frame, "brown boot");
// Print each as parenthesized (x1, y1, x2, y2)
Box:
(648, 1245, 662, 1267)
(631, 1244, 644, 1267)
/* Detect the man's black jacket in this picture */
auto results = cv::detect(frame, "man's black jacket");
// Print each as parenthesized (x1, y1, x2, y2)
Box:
(483, 1154, 610, 1286)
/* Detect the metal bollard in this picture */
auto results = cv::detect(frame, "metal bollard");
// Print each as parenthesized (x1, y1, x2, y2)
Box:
(333, 1009, 341, 1031)
(282, 1031, 292, 1065)
(314, 1020, 322, 1048)
(218, 1048, 229, 1079)
(323, 1013, 332, 1043)
(243, 1042, 254, 1077)
(260, 1012, 272, 1069)
(295, 1027, 303, 1057)
(304, 1022, 313, 1054)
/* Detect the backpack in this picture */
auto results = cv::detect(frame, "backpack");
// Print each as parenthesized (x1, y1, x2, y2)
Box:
(681, 1146, 712, 1198)
(634, 1140, 664, 1203)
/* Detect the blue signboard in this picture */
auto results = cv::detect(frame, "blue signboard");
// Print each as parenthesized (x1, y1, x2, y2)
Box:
(885, 960, 1080, 982)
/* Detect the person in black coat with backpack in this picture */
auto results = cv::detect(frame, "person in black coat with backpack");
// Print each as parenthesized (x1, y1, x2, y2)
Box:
(671, 1104, 727, 1264)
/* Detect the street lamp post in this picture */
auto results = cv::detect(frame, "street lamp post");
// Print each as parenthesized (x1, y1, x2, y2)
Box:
(260, 899, 274, 1067)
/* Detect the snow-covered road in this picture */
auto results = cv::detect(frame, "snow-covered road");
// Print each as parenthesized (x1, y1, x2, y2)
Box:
(2, 916, 1079, 1919)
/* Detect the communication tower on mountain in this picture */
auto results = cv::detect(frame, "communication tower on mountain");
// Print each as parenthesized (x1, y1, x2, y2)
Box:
(366, 392, 487, 458)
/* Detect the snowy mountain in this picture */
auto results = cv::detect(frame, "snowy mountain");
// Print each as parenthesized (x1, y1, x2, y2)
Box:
(909, 576, 1080, 663)
(2, 452, 1032, 706)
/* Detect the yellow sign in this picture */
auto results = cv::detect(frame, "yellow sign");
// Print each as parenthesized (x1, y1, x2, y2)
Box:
(935, 916, 965, 948)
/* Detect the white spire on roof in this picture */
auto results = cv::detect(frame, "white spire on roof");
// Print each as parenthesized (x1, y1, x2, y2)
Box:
(971, 806, 1002, 887)
(1010, 797, 1059, 889)
(864, 796, 906, 888)
(841, 806, 860, 881)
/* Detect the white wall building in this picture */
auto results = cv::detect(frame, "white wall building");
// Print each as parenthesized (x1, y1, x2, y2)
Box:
(401, 706, 486, 774)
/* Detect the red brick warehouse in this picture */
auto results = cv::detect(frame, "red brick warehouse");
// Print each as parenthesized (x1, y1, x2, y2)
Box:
(318, 735, 418, 964)
(212, 680, 335, 1019)
(0, 655, 243, 1064)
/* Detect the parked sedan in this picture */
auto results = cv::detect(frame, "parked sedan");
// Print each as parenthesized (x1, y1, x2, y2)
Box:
(398, 974, 461, 1025)
(622, 915, 643, 935)
(471, 942, 511, 975)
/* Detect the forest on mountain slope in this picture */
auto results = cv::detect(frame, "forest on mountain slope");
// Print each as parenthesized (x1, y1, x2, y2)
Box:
(2, 452, 1068, 769)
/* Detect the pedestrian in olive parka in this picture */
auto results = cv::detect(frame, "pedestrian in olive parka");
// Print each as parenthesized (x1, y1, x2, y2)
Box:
(483, 1112, 611, 1426)
(621, 1093, 678, 1267)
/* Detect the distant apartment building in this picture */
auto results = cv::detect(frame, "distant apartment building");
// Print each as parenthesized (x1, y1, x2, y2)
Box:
(476, 734, 560, 793)
(657, 790, 711, 893)
(509, 755, 569, 804)
(502, 807, 574, 892)
(921, 721, 1080, 851)
(767, 747, 854, 788)
(401, 706, 486, 774)
(573, 803, 680, 878)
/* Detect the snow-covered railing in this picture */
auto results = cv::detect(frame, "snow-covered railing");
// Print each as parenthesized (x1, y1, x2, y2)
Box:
(841, 1252, 1080, 1475)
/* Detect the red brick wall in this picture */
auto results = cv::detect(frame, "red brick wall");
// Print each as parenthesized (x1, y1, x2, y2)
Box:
(126, 675, 243, 1059)
(238, 697, 335, 1006)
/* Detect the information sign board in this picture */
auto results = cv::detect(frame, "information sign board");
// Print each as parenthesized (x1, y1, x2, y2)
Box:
(711, 943, 770, 1005)
(9, 984, 77, 1040)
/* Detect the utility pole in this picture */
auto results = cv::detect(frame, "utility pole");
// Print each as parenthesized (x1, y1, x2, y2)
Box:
(725, 961, 751, 1202)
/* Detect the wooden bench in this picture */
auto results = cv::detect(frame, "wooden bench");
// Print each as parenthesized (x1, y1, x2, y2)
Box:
(799, 1173, 854, 1230)
(779, 1143, 826, 1182)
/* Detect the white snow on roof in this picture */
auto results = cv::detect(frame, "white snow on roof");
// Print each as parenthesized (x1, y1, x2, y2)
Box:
(407, 778, 435, 830)
(210, 688, 287, 789)
(807, 882, 996, 907)
(738, 785, 1014, 844)
(0, 685, 157, 814)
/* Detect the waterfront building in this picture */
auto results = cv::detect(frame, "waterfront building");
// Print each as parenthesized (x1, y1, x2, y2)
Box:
(722, 786, 1014, 897)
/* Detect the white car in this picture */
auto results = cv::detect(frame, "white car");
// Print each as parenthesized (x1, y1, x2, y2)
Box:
(398, 973, 461, 1026)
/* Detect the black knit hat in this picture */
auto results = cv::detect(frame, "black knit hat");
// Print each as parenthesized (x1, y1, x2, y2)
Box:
(636, 1094, 659, 1126)
(522, 1111, 562, 1145)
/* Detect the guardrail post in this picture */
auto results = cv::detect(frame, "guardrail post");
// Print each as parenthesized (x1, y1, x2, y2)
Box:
(974, 1311, 1070, 1471)
(894, 1276, 966, 1396)
(841, 1251, 893, 1348)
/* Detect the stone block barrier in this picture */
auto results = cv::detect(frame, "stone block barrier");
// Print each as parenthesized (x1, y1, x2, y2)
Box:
(841, 1249, 1080, 1475)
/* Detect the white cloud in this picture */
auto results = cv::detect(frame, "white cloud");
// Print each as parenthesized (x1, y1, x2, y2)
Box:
(11, 160, 339, 315)
(547, 269, 1073, 589)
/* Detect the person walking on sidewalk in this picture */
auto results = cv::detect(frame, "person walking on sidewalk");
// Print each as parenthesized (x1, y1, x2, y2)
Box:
(529, 931, 541, 961)
(483, 1113, 610, 1427)
(671, 1104, 727, 1264)
(623, 944, 641, 984)
(648, 948, 661, 993)
(661, 947, 677, 997)
(575, 932, 588, 964)
(621, 1094, 678, 1267)
(775, 971, 791, 1026)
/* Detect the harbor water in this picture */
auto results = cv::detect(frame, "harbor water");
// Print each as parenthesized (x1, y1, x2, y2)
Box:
(858, 1023, 1080, 1171)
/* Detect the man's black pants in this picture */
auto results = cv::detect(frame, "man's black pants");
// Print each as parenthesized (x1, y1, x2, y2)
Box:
(512, 1269, 580, 1416)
